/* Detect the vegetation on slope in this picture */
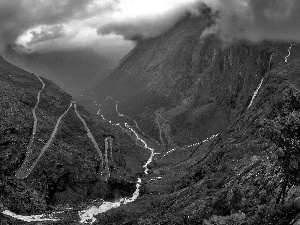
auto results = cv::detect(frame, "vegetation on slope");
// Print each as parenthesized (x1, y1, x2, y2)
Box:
(0, 56, 143, 221)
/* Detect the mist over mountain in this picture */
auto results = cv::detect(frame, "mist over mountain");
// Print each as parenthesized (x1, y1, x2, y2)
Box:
(2, 1, 300, 225)
(2, 45, 114, 99)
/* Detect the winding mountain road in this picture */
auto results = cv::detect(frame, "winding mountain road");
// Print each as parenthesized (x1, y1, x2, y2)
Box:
(103, 137, 113, 180)
(163, 133, 219, 157)
(10, 84, 220, 224)
(155, 112, 166, 147)
(73, 102, 105, 171)
(30, 74, 45, 142)
(107, 96, 141, 130)
(17, 74, 45, 176)
(79, 122, 155, 224)
(79, 100, 157, 223)
(16, 102, 73, 179)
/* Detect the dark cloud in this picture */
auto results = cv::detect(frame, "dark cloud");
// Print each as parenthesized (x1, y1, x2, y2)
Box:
(0, 0, 113, 51)
(2, 0, 300, 60)
(202, 0, 300, 43)
(98, 0, 300, 44)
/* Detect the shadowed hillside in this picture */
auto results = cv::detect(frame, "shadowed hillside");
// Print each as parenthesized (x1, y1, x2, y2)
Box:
(93, 10, 300, 148)
(2, 46, 114, 99)
(0, 55, 148, 222)
(89, 11, 300, 225)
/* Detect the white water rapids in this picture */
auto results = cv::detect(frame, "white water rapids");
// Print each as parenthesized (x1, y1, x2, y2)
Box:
(79, 178, 142, 224)
(2, 210, 60, 222)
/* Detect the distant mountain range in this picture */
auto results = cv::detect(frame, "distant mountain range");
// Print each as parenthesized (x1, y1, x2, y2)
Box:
(2, 45, 114, 99)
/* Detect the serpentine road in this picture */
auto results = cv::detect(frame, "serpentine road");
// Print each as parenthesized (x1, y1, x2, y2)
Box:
(107, 96, 141, 130)
(104, 137, 113, 179)
(6, 82, 215, 224)
(79, 122, 154, 223)
(5, 73, 157, 223)
(15, 74, 45, 178)
(15, 102, 73, 179)
(73, 102, 105, 172)
(155, 112, 166, 147)
(79, 98, 158, 223)
(30, 74, 45, 147)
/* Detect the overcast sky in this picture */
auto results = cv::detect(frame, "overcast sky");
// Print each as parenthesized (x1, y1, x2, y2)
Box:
(0, 0, 201, 62)
(1, 0, 300, 63)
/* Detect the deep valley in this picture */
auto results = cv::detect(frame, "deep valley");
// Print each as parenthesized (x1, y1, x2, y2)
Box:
(1, 8, 300, 225)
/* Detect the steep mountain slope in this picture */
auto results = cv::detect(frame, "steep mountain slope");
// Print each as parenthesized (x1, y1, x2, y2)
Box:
(0, 56, 150, 222)
(2, 9, 300, 225)
(88, 11, 300, 224)
(2, 46, 114, 99)
(93, 12, 298, 150)
(88, 47, 300, 225)
(89, 13, 237, 144)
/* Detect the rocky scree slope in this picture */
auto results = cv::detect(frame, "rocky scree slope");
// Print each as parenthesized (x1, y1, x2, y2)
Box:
(0, 56, 142, 220)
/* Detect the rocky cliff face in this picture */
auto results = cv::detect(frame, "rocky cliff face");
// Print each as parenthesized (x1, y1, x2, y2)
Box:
(90, 12, 300, 225)
(0, 56, 145, 218)
(88, 45, 300, 225)
(93, 13, 291, 147)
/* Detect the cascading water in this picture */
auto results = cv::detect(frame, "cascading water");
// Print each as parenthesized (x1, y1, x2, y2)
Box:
(285, 44, 295, 63)
(247, 78, 264, 109)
